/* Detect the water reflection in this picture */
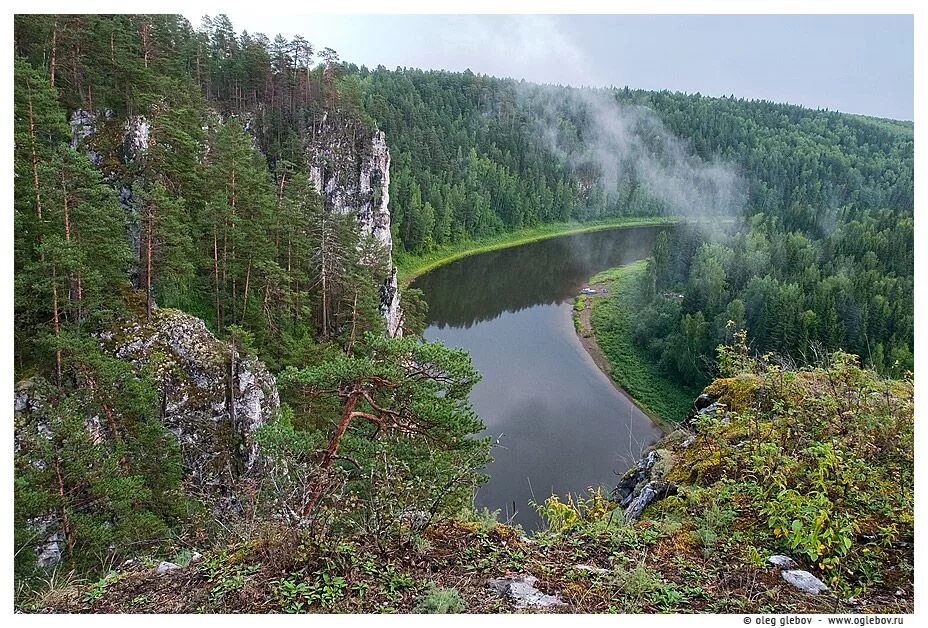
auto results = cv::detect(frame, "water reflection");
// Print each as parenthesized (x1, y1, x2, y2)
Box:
(414, 226, 668, 529)
(419, 227, 662, 329)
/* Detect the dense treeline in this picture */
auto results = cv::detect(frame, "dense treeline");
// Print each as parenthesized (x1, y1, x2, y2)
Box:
(629, 212, 913, 384)
(14, 14, 395, 376)
(344, 69, 912, 253)
(346, 65, 912, 376)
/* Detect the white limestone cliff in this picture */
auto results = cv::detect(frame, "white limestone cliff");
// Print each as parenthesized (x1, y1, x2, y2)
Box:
(307, 118, 403, 336)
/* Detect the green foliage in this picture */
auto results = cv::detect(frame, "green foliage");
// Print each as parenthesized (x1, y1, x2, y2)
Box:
(14, 345, 187, 579)
(83, 570, 120, 603)
(590, 260, 705, 423)
(630, 214, 913, 383)
(671, 344, 913, 591)
(764, 489, 856, 572)
(260, 334, 490, 533)
(195, 549, 261, 611)
(533, 487, 612, 533)
(608, 563, 661, 612)
(693, 501, 736, 557)
(413, 584, 466, 613)
(472, 507, 501, 534)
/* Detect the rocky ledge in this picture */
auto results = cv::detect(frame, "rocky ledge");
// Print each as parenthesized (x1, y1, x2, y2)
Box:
(103, 308, 279, 489)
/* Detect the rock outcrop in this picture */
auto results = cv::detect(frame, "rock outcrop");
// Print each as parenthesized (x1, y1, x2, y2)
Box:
(70, 107, 404, 336)
(70, 109, 151, 284)
(614, 447, 677, 521)
(488, 574, 565, 609)
(305, 111, 402, 336)
(104, 308, 279, 487)
(15, 308, 279, 569)
(765, 554, 829, 595)
(781, 569, 829, 595)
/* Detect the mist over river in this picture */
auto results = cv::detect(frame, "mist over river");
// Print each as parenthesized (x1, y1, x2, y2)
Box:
(413, 225, 668, 529)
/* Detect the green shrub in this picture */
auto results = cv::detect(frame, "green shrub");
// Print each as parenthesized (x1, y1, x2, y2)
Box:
(414, 584, 466, 613)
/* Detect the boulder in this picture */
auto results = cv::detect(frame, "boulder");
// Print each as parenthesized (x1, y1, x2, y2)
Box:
(781, 569, 829, 594)
(767, 554, 798, 570)
(694, 393, 717, 410)
(488, 574, 565, 609)
(624, 480, 677, 522)
(156, 561, 180, 575)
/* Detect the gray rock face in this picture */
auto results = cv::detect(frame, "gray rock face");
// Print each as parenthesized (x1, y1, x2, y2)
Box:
(70, 109, 151, 166)
(488, 574, 565, 609)
(694, 392, 716, 411)
(615, 449, 661, 506)
(398, 510, 431, 532)
(624, 480, 677, 522)
(615, 448, 677, 520)
(767, 554, 799, 570)
(37, 535, 63, 568)
(107, 308, 279, 487)
(306, 113, 402, 336)
(781, 569, 829, 594)
(15, 309, 280, 552)
(70, 110, 150, 285)
(21, 516, 63, 569)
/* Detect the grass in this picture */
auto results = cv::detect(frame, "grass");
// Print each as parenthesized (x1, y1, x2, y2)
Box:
(413, 584, 467, 613)
(586, 260, 704, 424)
(394, 216, 681, 286)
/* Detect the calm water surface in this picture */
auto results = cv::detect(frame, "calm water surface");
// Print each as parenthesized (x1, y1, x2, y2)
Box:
(413, 226, 667, 529)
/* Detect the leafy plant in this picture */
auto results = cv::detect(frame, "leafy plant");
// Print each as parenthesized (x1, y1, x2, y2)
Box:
(83, 570, 120, 603)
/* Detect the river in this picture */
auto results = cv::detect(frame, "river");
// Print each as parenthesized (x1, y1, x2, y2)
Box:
(413, 225, 668, 529)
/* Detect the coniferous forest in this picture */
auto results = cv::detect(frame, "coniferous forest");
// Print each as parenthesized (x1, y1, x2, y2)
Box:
(12, 14, 914, 615)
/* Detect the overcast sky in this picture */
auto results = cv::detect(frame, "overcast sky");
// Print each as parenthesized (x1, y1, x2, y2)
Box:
(184, 13, 914, 120)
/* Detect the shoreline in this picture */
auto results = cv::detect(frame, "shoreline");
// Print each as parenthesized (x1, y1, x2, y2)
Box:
(572, 281, 676, 435)
(395, 216, 681, 286)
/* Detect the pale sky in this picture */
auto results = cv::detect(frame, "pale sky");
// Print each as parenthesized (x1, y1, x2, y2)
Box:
(183, 13, 914, 120)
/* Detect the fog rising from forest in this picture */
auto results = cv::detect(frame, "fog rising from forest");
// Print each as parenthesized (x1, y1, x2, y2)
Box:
(518, 84, 746, 220)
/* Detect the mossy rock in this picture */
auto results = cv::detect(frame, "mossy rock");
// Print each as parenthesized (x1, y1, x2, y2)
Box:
(650, 448, 674, 480)
(703, 375, 759, 413)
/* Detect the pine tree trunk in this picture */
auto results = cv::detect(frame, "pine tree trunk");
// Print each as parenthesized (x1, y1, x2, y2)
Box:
(145, 202, 153, 322)
(302, 391, 359, 518)
(27, 88, 44, 259)
(229, 168, 237, 324)
(242, 258, 252, 316)
(320, 214, 328, 336)
(61, 174, 82, 311)
(287, 230, 292, 317)
(140, 20, 151, 69)
(54, 456, 74, 561)
(27, 84, 63, 378)
(51, 263, 61, 385)
(348, 292, 358, 354)
(321, 268, 327, 336)
(49, 22, 57, 87)
(213, 226, 221, 328)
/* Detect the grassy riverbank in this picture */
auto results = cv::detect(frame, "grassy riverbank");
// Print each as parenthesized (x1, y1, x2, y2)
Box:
(584, 261, 705, 424)
(395, 216, 680, 285)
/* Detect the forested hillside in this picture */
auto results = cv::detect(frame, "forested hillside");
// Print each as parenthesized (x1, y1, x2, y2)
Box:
(12, 13, 914, 612)
(14, 13, 486, 590)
